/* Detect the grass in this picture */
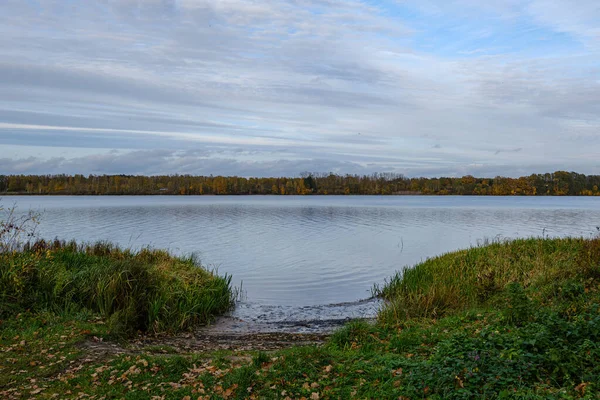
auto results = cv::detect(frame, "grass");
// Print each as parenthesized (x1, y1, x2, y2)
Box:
(2, 237, 600, 399)
(375, 237, 600, 323)
(0, 311, 111, 392)
(0, 239, 235, 336)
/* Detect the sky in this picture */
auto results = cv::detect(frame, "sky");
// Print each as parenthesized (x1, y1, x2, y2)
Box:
(1, 0, 599, 178)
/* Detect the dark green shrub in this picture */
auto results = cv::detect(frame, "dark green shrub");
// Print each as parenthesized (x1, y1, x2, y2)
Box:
(503, 282, 532, 325)
(560, 280, 585, 301)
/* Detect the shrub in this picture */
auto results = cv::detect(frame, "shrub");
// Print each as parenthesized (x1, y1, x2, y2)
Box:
(0, 203, 40, 253)
(502, 282, 532, 325)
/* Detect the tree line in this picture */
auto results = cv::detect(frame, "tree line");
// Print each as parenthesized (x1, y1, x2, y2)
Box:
(1, 171, 599, 196)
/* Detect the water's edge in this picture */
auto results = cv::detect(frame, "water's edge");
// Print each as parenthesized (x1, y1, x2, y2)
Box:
(210, 297, 382, 334)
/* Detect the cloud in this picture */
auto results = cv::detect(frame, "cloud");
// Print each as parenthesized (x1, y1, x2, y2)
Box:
(494, 148, 522, 155)
(2, 148, 598, 179)
(0, 150, 381, 177)
(526, 0, 600, 47)
(0, 0, 599, 177)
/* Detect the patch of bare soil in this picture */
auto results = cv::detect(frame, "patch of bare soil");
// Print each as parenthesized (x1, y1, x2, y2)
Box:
(132, 331, 329, 353)
(77, 315, 334, 363)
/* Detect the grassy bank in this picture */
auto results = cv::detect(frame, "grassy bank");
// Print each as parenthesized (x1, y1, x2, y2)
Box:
(0, 240, 234, 335)
(376, 236, 600, 323)
(2, 237, 600, 399)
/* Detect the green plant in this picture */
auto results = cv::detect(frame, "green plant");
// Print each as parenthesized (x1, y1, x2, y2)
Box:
(4, 238, 600, 399)
(503, 282, 532, 325)
(252, 351, 270, 367)
(329, 319, 375, 350)
(0, 239, 234, 335)
(377, 238, 597, 326)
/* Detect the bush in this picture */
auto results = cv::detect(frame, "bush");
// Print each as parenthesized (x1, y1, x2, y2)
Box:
(502, 282, 532, 325)
(0, 203, 40, 253)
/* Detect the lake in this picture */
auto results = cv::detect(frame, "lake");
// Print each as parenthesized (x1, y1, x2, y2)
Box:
(5, 196, 600, 327)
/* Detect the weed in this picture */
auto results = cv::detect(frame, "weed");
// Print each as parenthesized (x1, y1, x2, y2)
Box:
(252, 351, 270, 367)
(0, 203, 40, 252)
(503, 282, 532, 325)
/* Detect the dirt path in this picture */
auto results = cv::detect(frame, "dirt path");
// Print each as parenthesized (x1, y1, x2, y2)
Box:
(130, 331, 329, 352)
(78, 315, 336, 362)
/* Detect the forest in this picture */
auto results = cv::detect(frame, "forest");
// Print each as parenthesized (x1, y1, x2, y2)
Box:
(1, 171, 599, 196)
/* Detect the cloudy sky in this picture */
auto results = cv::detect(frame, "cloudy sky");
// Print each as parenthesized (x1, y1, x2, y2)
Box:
(1, 0, 599, 177)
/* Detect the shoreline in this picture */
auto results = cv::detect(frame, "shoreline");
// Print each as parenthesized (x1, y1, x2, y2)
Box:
(2, 192, 599, 196)
(2, 237, 600, 398)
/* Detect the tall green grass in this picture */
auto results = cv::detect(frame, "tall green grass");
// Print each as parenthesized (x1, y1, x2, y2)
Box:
(376, 237, 600, 324)
(0, 239, 235, 335)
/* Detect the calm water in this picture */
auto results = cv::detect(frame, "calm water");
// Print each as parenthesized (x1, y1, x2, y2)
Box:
(6, 196, 600, 324)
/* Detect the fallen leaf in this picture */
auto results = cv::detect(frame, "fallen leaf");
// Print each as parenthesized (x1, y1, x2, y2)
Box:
(575, 382, 589, 394)
(455, 376, 464, 388)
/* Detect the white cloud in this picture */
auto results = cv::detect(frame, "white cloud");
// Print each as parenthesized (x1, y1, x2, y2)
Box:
(0, 0, 598, 177)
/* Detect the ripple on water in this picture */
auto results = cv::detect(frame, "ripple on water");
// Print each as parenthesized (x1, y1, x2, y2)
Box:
(217, 297, 382, 334)
(8, 195, 600, 330)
